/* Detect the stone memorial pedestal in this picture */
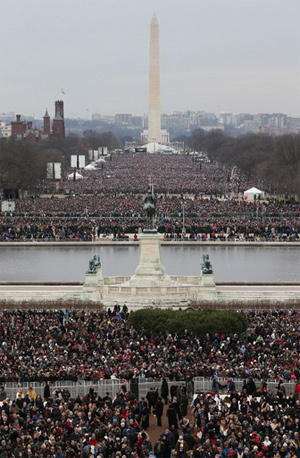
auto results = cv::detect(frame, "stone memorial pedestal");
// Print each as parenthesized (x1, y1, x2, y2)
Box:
(83, 268, 103, 302)
(82, 232, 218, 308)
(197, 273, 218, 301)
(130, 229, 172, 284)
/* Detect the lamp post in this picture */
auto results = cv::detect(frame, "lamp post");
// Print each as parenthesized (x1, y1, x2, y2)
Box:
(182, 200, 186, 237)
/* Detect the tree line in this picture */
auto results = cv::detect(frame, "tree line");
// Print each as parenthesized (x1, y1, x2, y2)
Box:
(188, 129, 300, 197)
(0, 129, 299, 198)
(0, 131, 120, 197)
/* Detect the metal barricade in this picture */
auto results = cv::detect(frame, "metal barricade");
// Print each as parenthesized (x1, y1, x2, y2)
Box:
(1, 376, 297, 401)
(193, 376, 296, 396)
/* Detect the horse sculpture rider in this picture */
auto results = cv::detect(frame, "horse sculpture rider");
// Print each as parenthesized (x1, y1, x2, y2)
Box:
(143, 183, 156, 229)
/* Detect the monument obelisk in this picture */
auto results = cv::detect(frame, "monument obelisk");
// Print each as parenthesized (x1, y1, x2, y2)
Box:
(148, 12, 161, 144)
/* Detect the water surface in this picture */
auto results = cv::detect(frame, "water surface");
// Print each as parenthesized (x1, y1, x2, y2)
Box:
(0, 245, 299, 283)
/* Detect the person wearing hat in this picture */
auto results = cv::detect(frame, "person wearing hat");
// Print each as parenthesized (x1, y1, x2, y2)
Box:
(174, 435, 188, 458)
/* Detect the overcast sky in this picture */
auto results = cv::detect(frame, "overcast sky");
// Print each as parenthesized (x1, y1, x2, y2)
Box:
(1, 0, 299, 119)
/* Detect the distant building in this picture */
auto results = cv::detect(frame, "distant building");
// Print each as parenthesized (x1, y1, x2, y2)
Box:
(219, 112, 233, 125)
(115, 113, 132, 124)
(0, 121, 12, 138)
(10, 100, 65, 141)
(92, 113, 102, 121)
(11, 115, 48, 142)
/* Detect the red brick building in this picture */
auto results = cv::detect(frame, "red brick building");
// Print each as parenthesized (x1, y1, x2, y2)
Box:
(11, 100, 65, 141)
(11, 114, 26, 138)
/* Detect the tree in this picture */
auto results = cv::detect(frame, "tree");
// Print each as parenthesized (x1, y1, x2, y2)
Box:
(120, 135, 134, 147)
(219, 133, 274, 178)
(204, 129, 228, 160)
(83, 130, 120, 150)
(271, 134, 300, 196)
(0, 139, 47, 196)
(39, 135, 87, 168)
(188, 128, 207, 152)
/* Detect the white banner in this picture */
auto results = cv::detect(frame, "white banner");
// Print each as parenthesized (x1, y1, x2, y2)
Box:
(71, 155, 85, 168)
(47, 163, 61, 180)
(89, 150, 99, 161)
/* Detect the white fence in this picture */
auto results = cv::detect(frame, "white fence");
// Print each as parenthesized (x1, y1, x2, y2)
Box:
(1, 377, 297, 401)
(193, 377, 296, 396)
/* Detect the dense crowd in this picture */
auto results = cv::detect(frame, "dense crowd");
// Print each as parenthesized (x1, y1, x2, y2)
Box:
(58, 154, 245, 196)
(0, 309, 300, 457)
(0, 153, 299, 241)
(0, 309, 300, 384)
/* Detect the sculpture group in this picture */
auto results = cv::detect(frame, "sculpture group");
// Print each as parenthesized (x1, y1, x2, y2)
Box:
(86, 254, 101, 274)
(83, 189, 216, 307)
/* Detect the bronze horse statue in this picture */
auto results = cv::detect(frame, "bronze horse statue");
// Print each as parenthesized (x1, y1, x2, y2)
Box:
(143, 185, 156, 228)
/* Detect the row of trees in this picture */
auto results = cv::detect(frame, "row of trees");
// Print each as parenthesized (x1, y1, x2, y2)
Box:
(188, 129, 300, 196)
(0, 130, 120, 196)
(1, 128, 299, 198)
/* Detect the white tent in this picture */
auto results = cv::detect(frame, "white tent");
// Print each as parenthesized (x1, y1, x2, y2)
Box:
(85, 164, 96, 170)
(67, 171, 83, 181)
(142, 142, 177, 154)
(244, 187, 264, 200)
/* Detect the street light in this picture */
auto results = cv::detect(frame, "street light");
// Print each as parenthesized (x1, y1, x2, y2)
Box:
(182, 200, 186, 237)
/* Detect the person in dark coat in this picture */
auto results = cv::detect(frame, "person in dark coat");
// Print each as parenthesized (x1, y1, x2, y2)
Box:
(154, 438, 167, 458)
(141, 401, 149, 430)
(166, 403, 178, 429)
(179, 393, 188, 418)
(161, 377, 169, 404)
(246, 377, 257, 396)
(156, 396, 164, 427)
(170, 382, 178, 400)
(44, 381, 50, 400)
(172, 396, 182, 421)
(160, 434, 172, 458)
(146, 388, 156, 414)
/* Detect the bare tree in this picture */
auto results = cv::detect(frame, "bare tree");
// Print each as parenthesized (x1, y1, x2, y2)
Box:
(0, 139, 47, 197)
(271, 134, 300, 195)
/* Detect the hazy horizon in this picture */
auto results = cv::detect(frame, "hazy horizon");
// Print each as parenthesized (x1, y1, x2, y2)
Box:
(1, 0, 299, 119)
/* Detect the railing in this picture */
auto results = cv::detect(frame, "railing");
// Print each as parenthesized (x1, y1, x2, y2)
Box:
(2, 376, 297, 401)
(193, 377, 296, 396)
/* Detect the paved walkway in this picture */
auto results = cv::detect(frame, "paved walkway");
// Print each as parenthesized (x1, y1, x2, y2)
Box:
(0, 240, 299, 247)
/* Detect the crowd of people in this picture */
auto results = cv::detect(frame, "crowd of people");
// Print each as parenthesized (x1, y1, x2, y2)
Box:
(58, 154, 245, 196)
(0, 154, 299, 241)
(0, 308, 300, 456)
(0, 309, 300, 384)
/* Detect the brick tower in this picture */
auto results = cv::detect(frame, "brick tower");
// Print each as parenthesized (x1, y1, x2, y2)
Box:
(55, 100, 64, 119)
(43, 109, 50, 135)
(52, 100, 65, 139)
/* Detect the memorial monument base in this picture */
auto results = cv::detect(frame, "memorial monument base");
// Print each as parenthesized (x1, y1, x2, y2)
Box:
(82, 269, 103, 302)
(129, 230, 172, 284)
(82, 231, 217, 308)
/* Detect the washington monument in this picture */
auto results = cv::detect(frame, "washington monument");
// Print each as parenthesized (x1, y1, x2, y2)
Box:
(142, 13, 169, 146)
(148, 13, 161, 144)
